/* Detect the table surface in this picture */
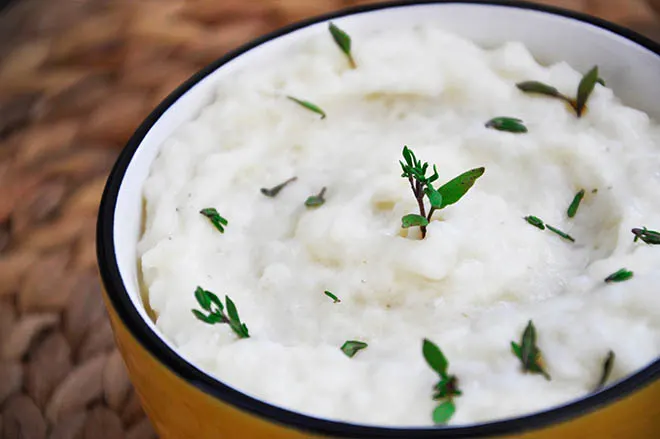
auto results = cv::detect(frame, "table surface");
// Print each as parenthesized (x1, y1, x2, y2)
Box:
(0, 1, 658, 438)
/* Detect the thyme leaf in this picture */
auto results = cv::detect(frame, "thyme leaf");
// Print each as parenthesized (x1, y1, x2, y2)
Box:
(516, 81, 563, 98)
(329, 22, 356, 68)
(287, 96, 326, 119)
(401, 213, 429, 229)
(546, 224, 575, 242)
(567, 189, 585, 218)
(485, 117, 528, 133)
(341, 340, 367, 358)
(605, 268, 633, 283)
(324, 290, 341, 303)
(576, 66, 599, 117)
(200, 208, 228, 233)
(432, 400, 456, 425)
(594, 350, 615, 391)
(525, 215, 545, 230)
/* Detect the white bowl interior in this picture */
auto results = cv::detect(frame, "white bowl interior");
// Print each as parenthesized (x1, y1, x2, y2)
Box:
(112, 1, 660, 403)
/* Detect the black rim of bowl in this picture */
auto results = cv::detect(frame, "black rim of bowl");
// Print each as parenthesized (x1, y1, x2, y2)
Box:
(97, 1, 660, 437)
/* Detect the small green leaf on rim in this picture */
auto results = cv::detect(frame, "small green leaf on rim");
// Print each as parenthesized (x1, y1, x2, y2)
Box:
(340, 340, 368, 358)
(287, 96, 326, 119)
(305, 187, 327, 208)
(546, 224, 575, 242)
(594, 350, 615, 391)
(632, 227, 660, 245)
(423, 338, 449, 378)
(435, 167, 485, 208)
(401, 213, 429, 229)
(200, 208, 228, 233)
(329, 22, 356, 68)
(604, 268, 633, 283)
(525, 215, 545, 230)
(432, 400, 456, 425)
(485, 117, 528, 133)
(261, 177, 297, 197)
(324, 290, 341, 303)
(576, 66, 599, 117)
(567, 189, 585, 218)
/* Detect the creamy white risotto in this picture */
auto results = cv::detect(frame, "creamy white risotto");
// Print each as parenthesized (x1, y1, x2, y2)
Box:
(138, 25, 660, 426)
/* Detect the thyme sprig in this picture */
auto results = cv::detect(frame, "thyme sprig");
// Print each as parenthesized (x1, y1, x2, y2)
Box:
(400, 146, 484, 238)
(632, 227, 660, 245)
(517, 66, 601, 117)
(423, 339, 461, 425)
(594, 350, 615, 391)
(261, 177, 297, 197)
(511, 320, 551, 381)
(329, 22, 356, 69)
(200, 208, 228, 233)
(191, 287, 250, 339)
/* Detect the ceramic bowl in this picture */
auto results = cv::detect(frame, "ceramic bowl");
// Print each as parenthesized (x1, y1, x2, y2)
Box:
(97, 1, 660, 438)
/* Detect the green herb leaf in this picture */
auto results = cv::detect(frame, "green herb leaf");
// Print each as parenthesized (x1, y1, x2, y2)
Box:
(512, 320, 551, 380)
(401, 213, 429, 229)
(225, 295, 249, 338)
(329, 22, 356, 68)
(324, 290, 341, 303)
(305, 187, 327, 208)
(567, 189, 585, 218)
(192, 309, 215, 324)
(576, 66, 599, 117)
(516, 81, 562, 98)
(485, 117, 528, 133)
(546, 224, 575, 242)
(200, 208, 228, 233)
(261, 177, 297, 197)
(194, 286, 212, 311)
(632, 227, 660, 245)
(340, 340, 367, 358)
(424, 186, 444, 209)
(423, 338, 449, 378)
(604, 268, 633, 283)
(432, 400, 456, 425)
(525, 215, 545, 230)
(287, 96, 326, 119)
(436, 167, 485, 208)
(191, 288, 249, 338)
(594, 350, 615, 391)
(597, 77, 606, 86)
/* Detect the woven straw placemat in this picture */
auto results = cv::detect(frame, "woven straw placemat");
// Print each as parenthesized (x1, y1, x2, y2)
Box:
(0, 1, 657, 438)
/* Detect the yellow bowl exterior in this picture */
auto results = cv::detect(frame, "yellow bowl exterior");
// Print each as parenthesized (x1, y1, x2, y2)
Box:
(103, 288, 660, 439)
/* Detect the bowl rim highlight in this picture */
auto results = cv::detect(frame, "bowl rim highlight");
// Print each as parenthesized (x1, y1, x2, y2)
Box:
(97, 0, 660, 437)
